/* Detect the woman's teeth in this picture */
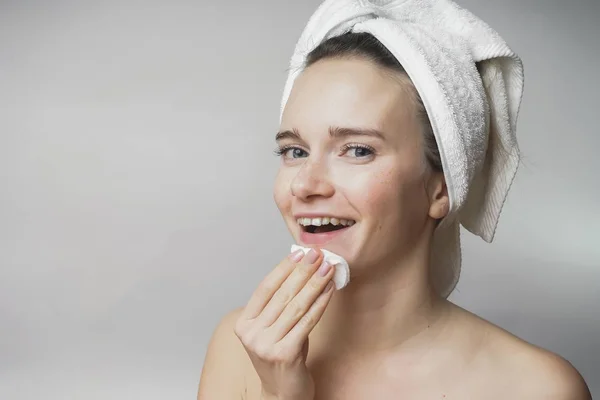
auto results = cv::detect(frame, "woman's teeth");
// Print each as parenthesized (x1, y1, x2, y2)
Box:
(296, 217, 356, 227)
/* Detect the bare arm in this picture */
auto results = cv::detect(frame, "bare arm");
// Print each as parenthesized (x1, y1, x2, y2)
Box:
(198, 307, 247, 400)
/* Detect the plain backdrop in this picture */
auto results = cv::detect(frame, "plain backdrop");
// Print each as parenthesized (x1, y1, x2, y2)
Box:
(1, 0, 598, 398)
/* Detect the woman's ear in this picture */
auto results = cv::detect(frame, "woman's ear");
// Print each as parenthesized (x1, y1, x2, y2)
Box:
(427, 171, 449, 220)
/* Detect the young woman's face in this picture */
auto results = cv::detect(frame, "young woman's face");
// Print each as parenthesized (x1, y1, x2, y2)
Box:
(274, 57, 443, 269)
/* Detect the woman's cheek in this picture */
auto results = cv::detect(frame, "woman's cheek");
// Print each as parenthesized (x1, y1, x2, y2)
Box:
(350, 170, 399, 211)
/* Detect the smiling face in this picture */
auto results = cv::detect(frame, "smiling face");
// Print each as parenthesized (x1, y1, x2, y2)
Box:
(274, 57, 447, 270)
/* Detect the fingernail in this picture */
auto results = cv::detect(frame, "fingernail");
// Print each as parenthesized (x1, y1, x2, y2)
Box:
(318, 261, 332, 277)
(304, 249, 319, 264)
(289, 249, 304, 263)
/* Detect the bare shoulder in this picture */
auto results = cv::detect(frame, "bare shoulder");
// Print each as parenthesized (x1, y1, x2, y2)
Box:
(512, 347, 593, 400)
(198, 307, 253, 400)
(453, 305, 592, 399)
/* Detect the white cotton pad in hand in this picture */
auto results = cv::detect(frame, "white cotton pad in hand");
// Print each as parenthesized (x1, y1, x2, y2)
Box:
(290, 244, 350, 290)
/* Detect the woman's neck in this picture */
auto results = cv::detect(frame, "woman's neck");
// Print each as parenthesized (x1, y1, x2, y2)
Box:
(311, 246, 452, 359)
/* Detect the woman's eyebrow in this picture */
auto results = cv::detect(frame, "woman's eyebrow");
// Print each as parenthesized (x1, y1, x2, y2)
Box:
(275, 128, 302, 142)
(275, 126, 386, 142)
(328, 126, 386, 141)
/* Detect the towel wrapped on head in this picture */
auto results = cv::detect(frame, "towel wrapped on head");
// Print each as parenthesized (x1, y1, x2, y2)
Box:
(281, 0, 525, 297)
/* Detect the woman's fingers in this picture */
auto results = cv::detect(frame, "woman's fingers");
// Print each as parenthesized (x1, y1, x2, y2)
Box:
(234, 246, 336, 398)
(256, 249, 323, 327)
(279, 278, 335, 347)
(241, 249, 305, 320)
(268, 260, 336, 342)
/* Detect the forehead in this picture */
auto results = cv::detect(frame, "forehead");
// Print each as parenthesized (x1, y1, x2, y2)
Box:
(281, 57, 418, 138)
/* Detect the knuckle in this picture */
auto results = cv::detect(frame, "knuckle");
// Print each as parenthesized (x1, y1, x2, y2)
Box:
(290, 265, 311, 279)
(272, 289, 292, 305)
(239, 327, 262, 348)
(307, 278, 322, 292)
(233, 323, 246, 340)
(236, 330, 252, 346)
(233, 323, 243, 339)
(233, 316, 248, 335)
(256, 281, 274, 298)
(299, 264, 317, 276)
(244, 332, 262, 350)
(286, 298, 305, 320)
(280, 257, 295, 269)
(298, 313, 316, 329)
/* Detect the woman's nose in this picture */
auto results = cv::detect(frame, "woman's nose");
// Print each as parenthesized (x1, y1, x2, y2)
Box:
(290, 159, 335, 201)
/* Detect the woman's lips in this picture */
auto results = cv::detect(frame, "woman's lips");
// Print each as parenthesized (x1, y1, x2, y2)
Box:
(299, 225, 353, 245)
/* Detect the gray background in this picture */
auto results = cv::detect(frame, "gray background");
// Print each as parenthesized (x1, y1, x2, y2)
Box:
(1, 0, 598, 398)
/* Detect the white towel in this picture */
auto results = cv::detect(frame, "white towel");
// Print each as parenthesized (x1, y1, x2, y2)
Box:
(280, 0, 524, 297)
(291, 245, 351, 290)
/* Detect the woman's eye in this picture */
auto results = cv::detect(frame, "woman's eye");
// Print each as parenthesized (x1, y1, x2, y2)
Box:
(346, 146, 374, 158)
(283, 147, 308, 159)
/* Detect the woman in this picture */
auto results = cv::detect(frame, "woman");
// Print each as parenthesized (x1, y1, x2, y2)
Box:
(198, 1, 592, 399)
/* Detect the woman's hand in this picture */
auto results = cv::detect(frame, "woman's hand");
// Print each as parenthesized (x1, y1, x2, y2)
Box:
(234, 248, 336, 400)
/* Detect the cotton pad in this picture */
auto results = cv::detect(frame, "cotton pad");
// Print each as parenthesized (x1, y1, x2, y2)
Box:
(290, 244, 350, 290)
